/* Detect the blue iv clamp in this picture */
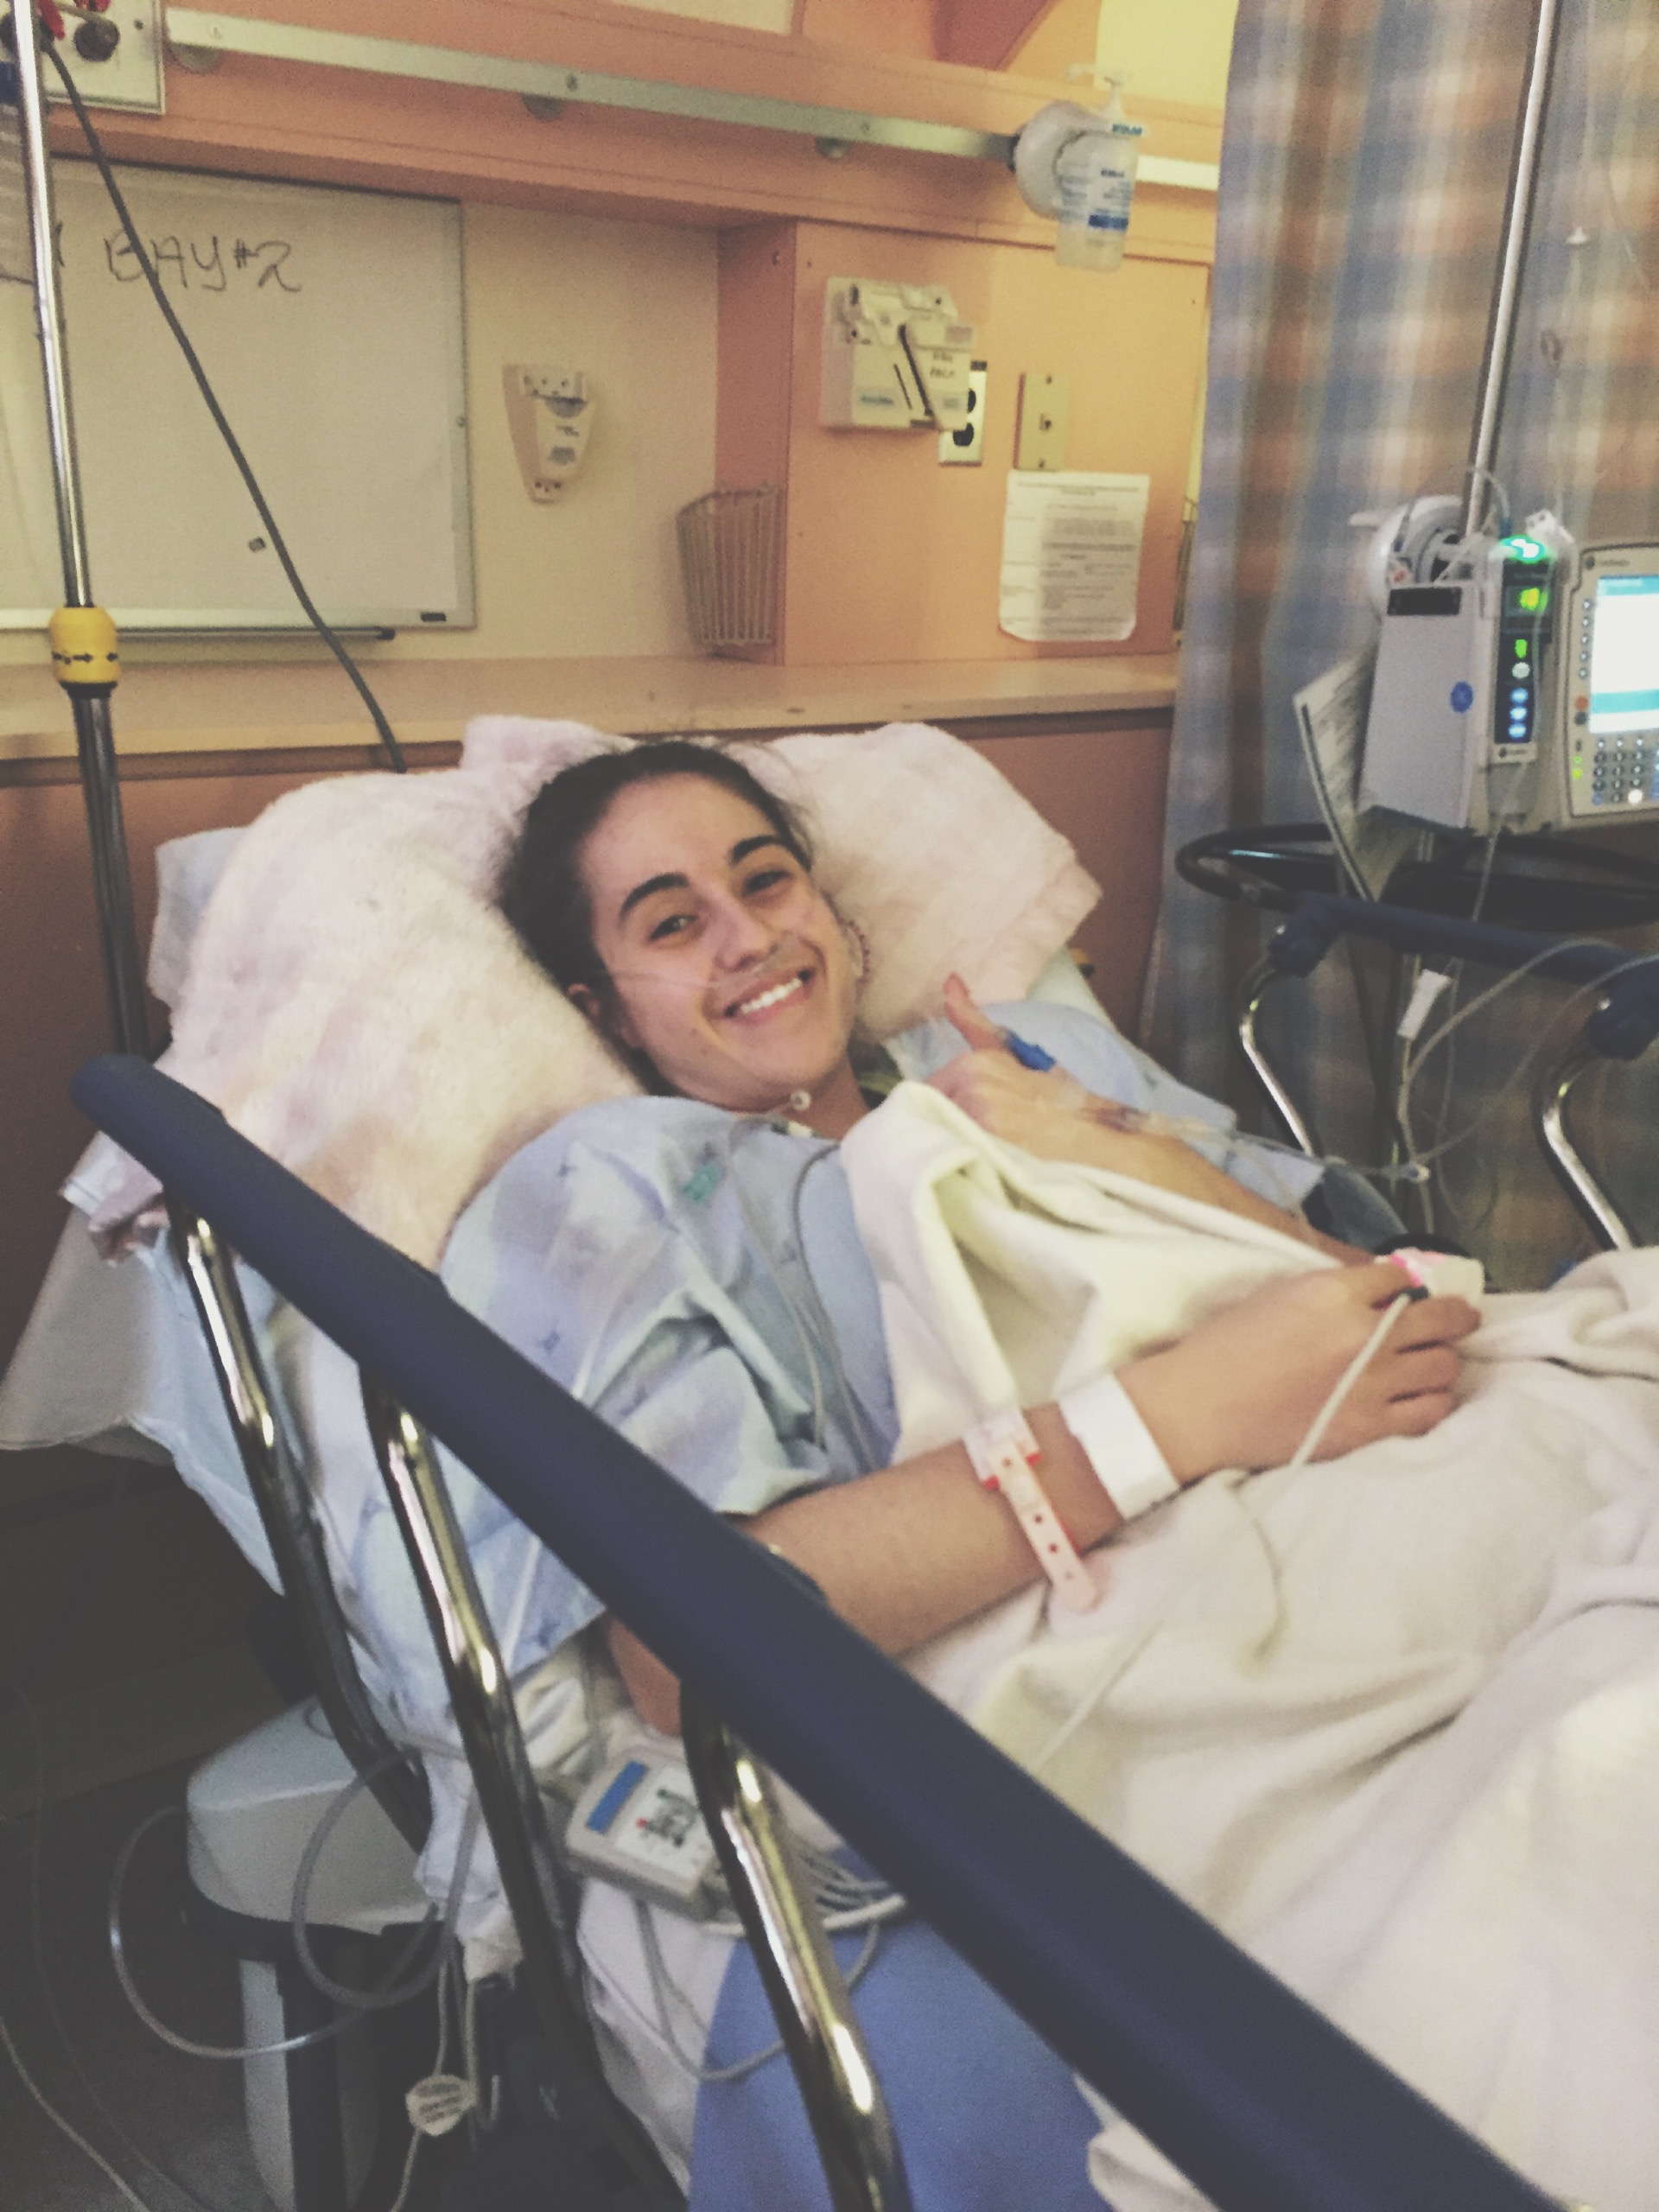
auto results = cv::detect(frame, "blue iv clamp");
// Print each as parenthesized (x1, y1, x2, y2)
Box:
(1003, 1031, 1057, 1072)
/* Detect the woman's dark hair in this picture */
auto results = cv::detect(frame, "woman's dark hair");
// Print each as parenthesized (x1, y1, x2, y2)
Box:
(499, 740, 814, 1001)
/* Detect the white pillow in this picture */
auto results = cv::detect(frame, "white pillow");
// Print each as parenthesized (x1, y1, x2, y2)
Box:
(79, 721, 1098, 1266)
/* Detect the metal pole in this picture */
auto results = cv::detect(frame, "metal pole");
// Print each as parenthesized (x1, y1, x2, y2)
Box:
(10, 0, 148, 1052)
(1460, 0, 1566, 538)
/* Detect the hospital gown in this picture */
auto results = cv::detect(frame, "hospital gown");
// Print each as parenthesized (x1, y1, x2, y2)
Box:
(430, 1001, 1346, 2202)
(436, 999, 1339, 1658)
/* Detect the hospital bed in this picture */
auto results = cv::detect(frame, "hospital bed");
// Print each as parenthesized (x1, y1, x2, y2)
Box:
(68, 1048, 1560, 2212)
(0, 728, 1616, 2211)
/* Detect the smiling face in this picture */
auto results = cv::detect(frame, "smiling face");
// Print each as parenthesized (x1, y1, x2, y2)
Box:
(574, 772, 863, 1122)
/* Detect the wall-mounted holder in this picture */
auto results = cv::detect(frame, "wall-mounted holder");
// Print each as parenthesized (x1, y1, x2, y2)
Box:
(503, 364, 593, 501)
(677, 485, 779, 655)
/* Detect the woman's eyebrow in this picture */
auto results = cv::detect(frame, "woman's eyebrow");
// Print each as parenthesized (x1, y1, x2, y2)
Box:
(617, 871, 689, 921)
(616, 836, 787, 922)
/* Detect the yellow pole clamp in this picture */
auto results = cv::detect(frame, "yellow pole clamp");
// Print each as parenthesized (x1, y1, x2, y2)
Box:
(49, 604, 121, 692)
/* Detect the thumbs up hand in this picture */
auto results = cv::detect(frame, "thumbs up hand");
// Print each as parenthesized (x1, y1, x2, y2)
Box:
(927, 974, 1100, 1158)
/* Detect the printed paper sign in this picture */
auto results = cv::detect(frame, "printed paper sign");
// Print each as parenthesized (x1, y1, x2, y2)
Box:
(998, 471, 1149, 643)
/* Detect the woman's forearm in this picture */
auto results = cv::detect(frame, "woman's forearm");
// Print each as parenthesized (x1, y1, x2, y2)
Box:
(607, 1263, 1478, 1732)
(1072, 1120, 1362, 1262)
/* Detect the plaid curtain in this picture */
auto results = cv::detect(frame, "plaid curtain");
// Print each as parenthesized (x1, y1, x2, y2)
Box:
(1145, 0, 1659, 1287)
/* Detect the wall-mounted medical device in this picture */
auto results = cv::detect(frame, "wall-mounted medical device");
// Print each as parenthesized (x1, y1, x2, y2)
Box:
(1361, 531, 1558, 833)
(503, 363, 594, 500)
(1557, 543, 1659, 822)
(819, 279, 976, 433)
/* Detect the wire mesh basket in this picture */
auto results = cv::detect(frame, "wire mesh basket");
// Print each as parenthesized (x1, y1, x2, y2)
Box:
(676, 484, 781, 654)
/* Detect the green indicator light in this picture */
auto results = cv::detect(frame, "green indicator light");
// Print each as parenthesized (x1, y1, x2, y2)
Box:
(1517, 585, 1546, 612)
(1515, 639, 1529, 658)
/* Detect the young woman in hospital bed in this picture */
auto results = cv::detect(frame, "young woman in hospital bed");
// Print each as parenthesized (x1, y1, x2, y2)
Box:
(8, 725, 1659, 2210)
(469, 740, 1659, 2212)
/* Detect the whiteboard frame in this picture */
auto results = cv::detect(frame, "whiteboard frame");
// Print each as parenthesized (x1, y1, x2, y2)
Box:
(0, 163, 475, 634)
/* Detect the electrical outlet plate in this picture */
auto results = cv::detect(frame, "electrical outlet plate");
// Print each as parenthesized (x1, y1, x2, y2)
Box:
(1015, 371, 1071, 472)
(938, 361, 987, 466)
(47, 0, 165, 114)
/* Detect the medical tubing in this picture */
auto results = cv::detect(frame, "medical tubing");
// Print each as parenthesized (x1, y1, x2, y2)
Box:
(46, 49, 408, 776)
(109, 1807, 385, 2062)
(1390, 943, 1659, 1182)
(111, 1764, 445, 2063)
(75, 1053, 1563, 2212)
(1284, 1294, 1414, 1473)
(286, 1762, 454, 2012)
(385, 1943, 455, 2212)
(0, 1990, 160, 2212)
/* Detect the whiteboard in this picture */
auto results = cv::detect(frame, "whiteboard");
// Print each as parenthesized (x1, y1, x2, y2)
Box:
(0, 162, 473, 630)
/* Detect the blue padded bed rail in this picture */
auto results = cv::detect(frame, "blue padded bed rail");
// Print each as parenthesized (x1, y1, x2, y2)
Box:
(73, 1054, 1557, 2212)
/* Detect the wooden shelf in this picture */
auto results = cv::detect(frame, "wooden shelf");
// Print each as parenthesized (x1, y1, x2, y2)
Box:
(0, 652, 1179, 767)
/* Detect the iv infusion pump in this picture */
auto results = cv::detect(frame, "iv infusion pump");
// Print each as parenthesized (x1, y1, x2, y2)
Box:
(1360, 537, 1659, 835)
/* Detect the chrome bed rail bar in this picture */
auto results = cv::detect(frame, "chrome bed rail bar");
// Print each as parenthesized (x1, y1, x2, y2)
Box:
(360, 1376, 906, 2212)
(168, 1202, 431, 1852)
(168, 1181, 895, 2210)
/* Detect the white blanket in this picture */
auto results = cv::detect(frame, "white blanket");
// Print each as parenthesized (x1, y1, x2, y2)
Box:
(841, 1084, 1659, 2212)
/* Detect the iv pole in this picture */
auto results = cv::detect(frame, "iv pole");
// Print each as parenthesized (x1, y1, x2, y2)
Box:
(1459, 0, 1565, 540)
(10, 0, 148, 1052)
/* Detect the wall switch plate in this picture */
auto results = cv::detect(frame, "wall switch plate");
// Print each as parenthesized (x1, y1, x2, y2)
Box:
(48, 0, 165, 114)
(938, 361, 987, 465)
(1015, 371, 1071, 472)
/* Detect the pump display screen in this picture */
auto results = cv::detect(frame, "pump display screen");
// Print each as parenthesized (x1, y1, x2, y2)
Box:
(1588, 574, 1659, 735)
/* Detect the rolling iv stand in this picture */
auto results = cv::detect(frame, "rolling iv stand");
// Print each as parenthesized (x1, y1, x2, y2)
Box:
(9, 0, 147, 1052)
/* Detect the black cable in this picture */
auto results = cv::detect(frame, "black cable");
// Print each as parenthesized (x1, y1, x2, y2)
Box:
(44, 42, 407, 773)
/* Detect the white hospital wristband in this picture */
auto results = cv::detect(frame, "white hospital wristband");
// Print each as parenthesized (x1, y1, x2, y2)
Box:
(1058, 1373, 1180, 1523)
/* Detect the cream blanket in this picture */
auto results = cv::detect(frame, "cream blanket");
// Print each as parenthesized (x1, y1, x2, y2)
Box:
(839, 1084, 1659, 2212)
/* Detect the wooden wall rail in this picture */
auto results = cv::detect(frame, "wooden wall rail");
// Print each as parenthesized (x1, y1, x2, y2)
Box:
(54, 0, 1219, 257)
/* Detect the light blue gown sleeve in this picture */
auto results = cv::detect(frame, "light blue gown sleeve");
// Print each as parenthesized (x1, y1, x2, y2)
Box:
(887, 1000, 1328, 1212)
(436, 1119, 863, 1664)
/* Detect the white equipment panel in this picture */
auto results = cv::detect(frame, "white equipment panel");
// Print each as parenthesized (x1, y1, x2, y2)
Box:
(1559, 543, 1659, 822)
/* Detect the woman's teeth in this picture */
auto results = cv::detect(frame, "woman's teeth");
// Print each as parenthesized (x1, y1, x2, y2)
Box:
(731, 973, 805, 1018)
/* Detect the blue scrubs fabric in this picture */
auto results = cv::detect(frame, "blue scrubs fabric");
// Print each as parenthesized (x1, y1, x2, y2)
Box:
(690, 1918, 1105, 2212)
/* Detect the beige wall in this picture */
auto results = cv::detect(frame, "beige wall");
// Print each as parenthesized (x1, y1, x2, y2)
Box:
(0, 200, 719, 673)
(1015, 0, 1238, 110)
